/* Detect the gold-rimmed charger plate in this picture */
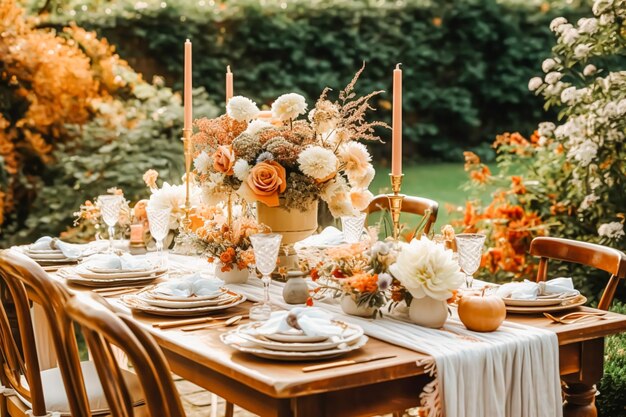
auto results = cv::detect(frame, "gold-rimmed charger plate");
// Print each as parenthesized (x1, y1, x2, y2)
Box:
(505, 295, 587, 314)
(119, 292, 246, 316)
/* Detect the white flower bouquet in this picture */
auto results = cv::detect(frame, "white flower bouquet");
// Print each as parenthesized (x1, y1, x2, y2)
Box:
(389, 237, 465, 301)
(190, 65, 388, 217)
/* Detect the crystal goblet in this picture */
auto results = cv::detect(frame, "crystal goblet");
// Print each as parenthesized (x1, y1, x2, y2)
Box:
(147, 206, 171, 268)
(455, 233, 486, 289)
(97, 194, 124, 253)
(249, 233, 282, 321)
(341, 212, 367, 244)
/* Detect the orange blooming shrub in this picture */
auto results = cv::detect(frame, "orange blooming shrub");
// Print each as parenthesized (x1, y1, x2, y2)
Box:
(0, 0, 156, 239)
(457, 139, 550, 282)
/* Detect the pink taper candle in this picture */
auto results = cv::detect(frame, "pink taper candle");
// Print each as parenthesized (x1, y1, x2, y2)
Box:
(226, 65, 234, 105)
(391, 63, 403, 176)
(184, 39, 192, 130)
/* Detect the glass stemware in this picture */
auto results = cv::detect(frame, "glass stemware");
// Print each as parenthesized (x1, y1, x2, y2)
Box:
(455, 233, 486, 289)
(147, 206, 171, 268)
(249, 233, 282, 321)
(97, 194, 124, 253)
(341, 212, 367, 244)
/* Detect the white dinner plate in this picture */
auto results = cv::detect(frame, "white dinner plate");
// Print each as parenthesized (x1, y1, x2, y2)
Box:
(236, 322, 364, 352)
(25, 251, 68, 260)
(119, 293, 246, 317)
(506, 295, 587, 314)
(138, 291, 239, 309)
(150, 290, 225, 302)
(57, 267, 166, 287)
(86, 265, 153, 274)
(74, 265, 166, 280)
(263, 331, 329, 344)
(221, 333, 368, 361)
(503, 294, 578, 307)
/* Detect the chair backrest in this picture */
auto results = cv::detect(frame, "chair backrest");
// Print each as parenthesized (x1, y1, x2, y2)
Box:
(530, 237, 626, 310)
(0, 249, 90, 416)
(65, 292, 187, 417)
(365, 194, 439, 236)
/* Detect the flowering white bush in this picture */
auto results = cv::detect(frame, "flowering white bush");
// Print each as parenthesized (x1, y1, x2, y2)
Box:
(528, 0, 626, 245)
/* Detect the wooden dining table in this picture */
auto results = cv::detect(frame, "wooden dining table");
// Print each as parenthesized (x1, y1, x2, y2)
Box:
(50, 267, 626, 417)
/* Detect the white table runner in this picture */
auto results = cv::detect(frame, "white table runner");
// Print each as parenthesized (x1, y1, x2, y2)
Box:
(168, 255, 562, 417)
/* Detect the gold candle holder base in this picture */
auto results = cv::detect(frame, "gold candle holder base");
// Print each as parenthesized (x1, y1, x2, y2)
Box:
(388, 173, 405, 241)
(181, 127, 193, 231)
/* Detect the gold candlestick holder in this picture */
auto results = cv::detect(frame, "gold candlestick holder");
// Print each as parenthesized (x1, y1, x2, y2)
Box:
(387, 173, 405, 241)
(181, 127, 193, 231)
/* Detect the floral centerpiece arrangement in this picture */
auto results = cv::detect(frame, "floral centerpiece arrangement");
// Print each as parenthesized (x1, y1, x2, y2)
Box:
(389, 237, 464, 328)
(191, 65, 387, 219)
(194, 204, 267, 282)
(313, 239, 397, 318)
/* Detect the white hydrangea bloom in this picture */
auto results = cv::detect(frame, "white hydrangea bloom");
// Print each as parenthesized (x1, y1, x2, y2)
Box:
(568, 140, 598, 166)
(271, 93, 308, 121)
(545, 71, 562, 85)
(542, 58, 557, 73)
(599, 12, 615, 25)
(232, 159, 250, 181)
(578, 17, 598, 34)
(560, 86, 578, 104)
(592, 0, 613, 17)
(227, 96, 260, 122)
(193, 151, 211, 174)
(538, 122, 556, 137)
(528, 77, 543, 91)
(598, 222, 625, 239)
(550, 17, 568, 32)
(561, 27, 579, 45)
(574, 44, 592, 59)
(583, 64, 597, 76)
(579, 193, 599, 210)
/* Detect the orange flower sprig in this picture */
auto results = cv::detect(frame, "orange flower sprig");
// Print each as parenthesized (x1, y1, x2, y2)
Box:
(195, 206, 267, 272)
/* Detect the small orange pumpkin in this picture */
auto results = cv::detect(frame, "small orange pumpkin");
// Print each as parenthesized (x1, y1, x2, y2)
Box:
(458, 291, 506, 332)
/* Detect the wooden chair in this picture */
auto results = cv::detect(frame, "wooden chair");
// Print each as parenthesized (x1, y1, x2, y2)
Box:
(530, 236, 626, 310)
(0, 250, 145, 416)
(365, 194, 439, 236)
(64, 291, 186, 417)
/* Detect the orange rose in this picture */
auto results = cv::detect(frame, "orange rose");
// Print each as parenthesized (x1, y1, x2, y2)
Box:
(212, 145, 235, 175)
(237, 160, 286, 207)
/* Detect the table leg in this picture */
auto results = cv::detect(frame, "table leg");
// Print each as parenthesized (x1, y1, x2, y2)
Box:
(562, 338, 604, 417)
(563, 383, 597, 417)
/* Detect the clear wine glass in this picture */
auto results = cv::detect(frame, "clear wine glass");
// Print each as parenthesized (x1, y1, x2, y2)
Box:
(147, 206, 171, 268)
(341, 212, 367, 244)
(97, 194, 124, 253)
(455, 233, 486, 289)
(249, 233, 282, 321)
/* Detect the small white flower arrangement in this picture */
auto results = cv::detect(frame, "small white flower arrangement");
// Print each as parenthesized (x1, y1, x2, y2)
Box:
(389, 237, 465, 301)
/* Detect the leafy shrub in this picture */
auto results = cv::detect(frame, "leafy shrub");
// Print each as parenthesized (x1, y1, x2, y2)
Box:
(598, 301, 626, 417)
(0, 1, 219, 245)
(33, 0, 588, 161)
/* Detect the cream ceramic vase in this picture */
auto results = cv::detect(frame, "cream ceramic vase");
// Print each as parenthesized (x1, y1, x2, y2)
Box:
(214, 263, 248, 284)
(340, 295, 375, 318)
(408, 296, 449, 328)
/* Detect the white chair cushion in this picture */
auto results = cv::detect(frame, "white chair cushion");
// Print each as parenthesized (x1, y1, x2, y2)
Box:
(19, 360, 145, 416)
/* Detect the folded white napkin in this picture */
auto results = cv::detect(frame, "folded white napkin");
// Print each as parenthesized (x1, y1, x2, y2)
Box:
(496, 278, 579, 300)
(255, 307, 343, 337)
(30, 237, 82, 259)
(153, 273, 224, 297)
(83, 253, 151, 271)
(295, 227, 344, 248)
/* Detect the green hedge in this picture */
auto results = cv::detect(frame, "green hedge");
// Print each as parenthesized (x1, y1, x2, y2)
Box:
(40, 0, 586, 161)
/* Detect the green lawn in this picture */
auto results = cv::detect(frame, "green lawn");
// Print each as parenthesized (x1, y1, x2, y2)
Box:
(370, 163, 469, 230)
